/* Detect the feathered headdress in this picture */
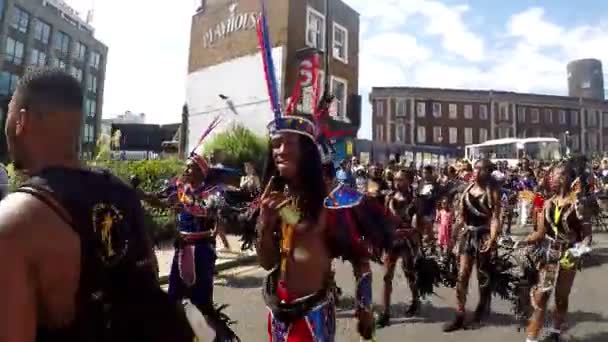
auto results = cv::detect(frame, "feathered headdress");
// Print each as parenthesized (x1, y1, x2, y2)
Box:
(189, 115, 222, 173)
(257, 0, 347, 167)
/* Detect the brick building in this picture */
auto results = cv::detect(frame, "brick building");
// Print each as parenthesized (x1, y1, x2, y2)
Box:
(370, 86, 608, 156)
(187, 0, 361, 160)
(0, 0, 108, 160)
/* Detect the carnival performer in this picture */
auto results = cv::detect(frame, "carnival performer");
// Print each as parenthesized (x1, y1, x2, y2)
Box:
(518, 160, 592, 342)
(257, 115, 399, 341)
(444, 159, 502, 332)
(377, 169, 422, 326)
(417, 165, 439, 242)
(140, 117, 239, 342)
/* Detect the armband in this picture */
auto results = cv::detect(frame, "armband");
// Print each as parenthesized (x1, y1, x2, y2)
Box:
(356, 272, 373, 311)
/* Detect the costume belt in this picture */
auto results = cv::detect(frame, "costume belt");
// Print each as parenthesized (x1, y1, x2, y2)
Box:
(263, 268, 330, 323)
(178, 231, 215, 245)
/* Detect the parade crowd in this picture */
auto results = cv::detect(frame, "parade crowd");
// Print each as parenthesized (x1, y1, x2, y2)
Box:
(0, 68, 605, 342)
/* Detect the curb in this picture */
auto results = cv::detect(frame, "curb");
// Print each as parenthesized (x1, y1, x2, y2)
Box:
(159, 254, 258, 285)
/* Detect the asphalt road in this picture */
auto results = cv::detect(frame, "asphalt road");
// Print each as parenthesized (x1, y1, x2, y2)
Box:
(205, 232, 608, 342)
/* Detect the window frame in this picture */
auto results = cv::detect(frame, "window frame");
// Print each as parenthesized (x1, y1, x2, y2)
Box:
(432, 102, 442, 118)
(332, 22, 348, 64)
(417, 126, 426, 143)
(396, 98, 407, 117)
(479, 104, 488, 120)
(330, 75, 348, 121)
(11, 6, 29, 33)
(55, 31, 71, 55)
(479, 128, 488, 142)
(464, 104, 473, 119)
(33, 19, 51, 44)
(433, 126, 442, 143)
(417, 102, 426, 117)
(448, 103, 457, 119)
(531, 108, 540, 123)
(305, 6, 325, 51)
(544, 108, 553, 124)
(448, 127, 458, 144)
(464, 127, 473, 144)
(375, 99, 385, 117)
(5, 37, 24, 65)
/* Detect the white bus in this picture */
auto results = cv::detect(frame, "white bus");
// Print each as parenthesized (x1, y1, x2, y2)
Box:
(465, 137, 562, 168)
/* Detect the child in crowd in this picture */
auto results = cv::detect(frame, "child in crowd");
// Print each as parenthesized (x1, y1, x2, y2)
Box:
(436, 198, 453, 258)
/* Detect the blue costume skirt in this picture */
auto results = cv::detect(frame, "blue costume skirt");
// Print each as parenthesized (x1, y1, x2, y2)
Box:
(168, 242, 216, 306)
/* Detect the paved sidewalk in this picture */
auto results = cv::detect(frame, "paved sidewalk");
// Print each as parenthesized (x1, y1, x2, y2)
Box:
(156, 235, 257, 284)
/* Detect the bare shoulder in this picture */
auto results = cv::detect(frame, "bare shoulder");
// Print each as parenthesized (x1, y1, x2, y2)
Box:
(0, 192, 79, 261)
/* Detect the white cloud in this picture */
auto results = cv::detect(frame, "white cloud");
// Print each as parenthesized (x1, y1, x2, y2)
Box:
(507, 7, 564, 47)
(361, 33, 431, 64)
(68, 0, 196, 124)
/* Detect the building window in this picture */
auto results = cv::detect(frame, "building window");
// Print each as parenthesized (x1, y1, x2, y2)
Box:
(588, 133, 598, 152)
(588, 110, 599, 127)
(375, 125, 384, 141)
(572, 134, 580, 151)
(87, 75, 97, 94)
(544, 109, 553, 124)
(33, 19, 51, 44)
(54, 31, 71, 55)
(396, 123, 406, 142)
(11, 6, 29, 33)
(71, 66, 83, 83)
(0, 71, 19, 96)
(449, 127, 458, 144)
(499, 103, 509, 120)
(83, 123, 95, 143)
(5, 37, 24, 65)
(464, 127, 473, 144)
(464, 104, 473, 119)
(433, 126, 442, 143)
(603, 113, 608, 128)
(306, 6, 325, 51)
(432, 102, 442, 118)
(74, 41, 87, 61)
(375, 99, 385, 117)
(571, 110, 578, 126)
(479, 104, 488, 120)
(448, 103, 457, 119)
(30, 48, 47, 67)
(498, 127, 512, 138)
(531, 108, 540, 123)
(479, 128, 488, 142)
(330, 76, 347, 120)
(417, 126, 426, 143)
(555, 109, 566, 125)
(396, 99, 406, 117)
(332, 22, 348, 63)
(90, 51, 101, 69)
(517, 107, 526, 123)
(417, 102, 425, 117)
(85, 98, 97, 117)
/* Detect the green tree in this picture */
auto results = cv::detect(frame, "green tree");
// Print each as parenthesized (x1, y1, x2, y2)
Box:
(203, 123, 268, 171)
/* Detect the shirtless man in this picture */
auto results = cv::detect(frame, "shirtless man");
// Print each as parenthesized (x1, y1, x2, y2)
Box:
(0, 69, 190, 341)
(257, 116, 393, 341)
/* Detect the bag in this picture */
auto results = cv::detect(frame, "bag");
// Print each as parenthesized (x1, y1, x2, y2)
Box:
(18, 167, 195, 342)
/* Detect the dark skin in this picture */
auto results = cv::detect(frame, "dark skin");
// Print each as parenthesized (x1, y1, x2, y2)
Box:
(523, 166, 592, 340)
(0, 89, 82, 342)
(257, 132, 373, 338)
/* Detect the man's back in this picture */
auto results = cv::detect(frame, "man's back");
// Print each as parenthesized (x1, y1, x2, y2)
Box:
(0, 167, 186, 341)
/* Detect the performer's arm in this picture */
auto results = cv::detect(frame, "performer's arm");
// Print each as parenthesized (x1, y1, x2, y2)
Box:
(525, 202, 548, 244)
(489, 187, 502, 241)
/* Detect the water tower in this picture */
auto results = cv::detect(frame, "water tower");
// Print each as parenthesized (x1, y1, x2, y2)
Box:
(567, 59, 605, 100)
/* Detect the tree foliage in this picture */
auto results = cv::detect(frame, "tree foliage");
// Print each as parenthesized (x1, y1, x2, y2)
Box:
(203, 123, 268, 171)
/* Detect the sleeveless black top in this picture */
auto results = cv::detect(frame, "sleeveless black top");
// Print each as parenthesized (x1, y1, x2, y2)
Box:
(16, 167, 189, 342)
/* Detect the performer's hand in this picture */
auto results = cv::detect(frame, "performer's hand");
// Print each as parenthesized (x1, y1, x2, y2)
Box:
(357, 309, 374, 340)
(259, 177, 283, 228)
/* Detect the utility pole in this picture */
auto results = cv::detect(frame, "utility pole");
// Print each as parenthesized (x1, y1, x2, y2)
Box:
(179, 103, 189, 159)
(323, 0, 331, 97)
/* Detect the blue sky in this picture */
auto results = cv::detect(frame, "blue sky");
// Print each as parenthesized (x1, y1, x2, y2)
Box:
(344, 0, 608, 138)
(67, 0, 608, 139)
